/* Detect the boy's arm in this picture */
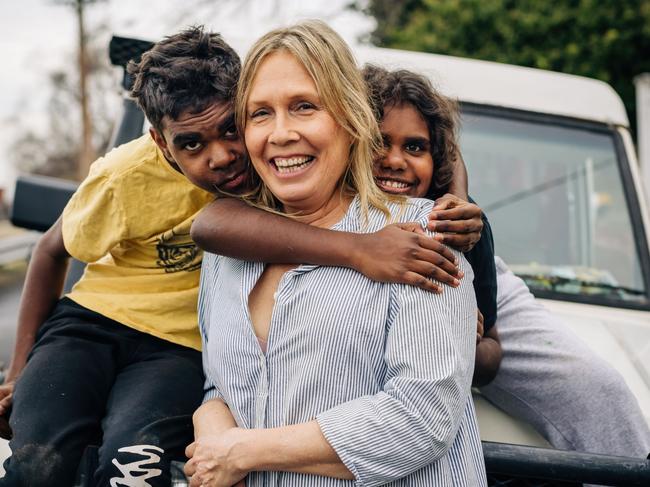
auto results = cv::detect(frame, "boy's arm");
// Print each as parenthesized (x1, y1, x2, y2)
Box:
(191, 198, 463, 292)
(0, 218, 70, 417)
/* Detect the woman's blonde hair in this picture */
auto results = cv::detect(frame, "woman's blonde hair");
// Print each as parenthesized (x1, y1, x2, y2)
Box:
(235, 20, 394, 219)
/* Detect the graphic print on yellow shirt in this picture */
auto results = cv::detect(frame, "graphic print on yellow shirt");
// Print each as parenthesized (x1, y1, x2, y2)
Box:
(61, 135, 214, 350)
(156, 225, 202, 273)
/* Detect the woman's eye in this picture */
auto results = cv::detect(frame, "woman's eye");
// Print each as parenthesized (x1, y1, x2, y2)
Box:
(224, 126, 238, 138)
(296, 102, 315, 112)
(250, 109, 269, 120)
(184, 141, 203, 152)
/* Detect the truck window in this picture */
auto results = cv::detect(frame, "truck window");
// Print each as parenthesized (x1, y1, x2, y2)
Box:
(461, 108, 649, 307)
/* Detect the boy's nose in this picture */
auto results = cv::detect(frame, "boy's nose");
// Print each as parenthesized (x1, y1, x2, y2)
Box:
(208, 143, 237, 170)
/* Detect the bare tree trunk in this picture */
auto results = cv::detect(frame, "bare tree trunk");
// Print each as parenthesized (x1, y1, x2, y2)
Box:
(76, 0, 95, 180)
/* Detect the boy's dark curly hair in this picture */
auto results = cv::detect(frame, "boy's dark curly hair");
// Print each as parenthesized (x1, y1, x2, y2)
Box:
(362, 64, 460, 199)
(128, 26, 241, 132)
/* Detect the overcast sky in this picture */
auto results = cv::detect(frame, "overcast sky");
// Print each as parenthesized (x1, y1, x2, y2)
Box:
(0, 0, 373, 196)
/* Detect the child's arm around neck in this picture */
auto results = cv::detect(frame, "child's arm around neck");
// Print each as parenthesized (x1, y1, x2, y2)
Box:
(191, 197, 464, 292)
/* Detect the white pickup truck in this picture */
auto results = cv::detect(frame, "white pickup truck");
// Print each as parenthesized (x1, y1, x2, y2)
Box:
(4, 37, 650, 485)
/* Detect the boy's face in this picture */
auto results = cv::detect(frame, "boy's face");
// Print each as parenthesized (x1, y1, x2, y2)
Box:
(373, 103, 434, 198)
(150, 101, 248, 194)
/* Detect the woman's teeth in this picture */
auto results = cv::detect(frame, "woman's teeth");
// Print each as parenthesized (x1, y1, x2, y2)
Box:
(274, 156, 313, 173)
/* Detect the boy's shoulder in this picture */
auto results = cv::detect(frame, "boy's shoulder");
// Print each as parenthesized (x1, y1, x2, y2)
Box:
(88, 134, 160, 181)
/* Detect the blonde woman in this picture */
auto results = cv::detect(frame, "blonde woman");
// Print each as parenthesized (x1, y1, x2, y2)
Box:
(186, 21, 486, 487)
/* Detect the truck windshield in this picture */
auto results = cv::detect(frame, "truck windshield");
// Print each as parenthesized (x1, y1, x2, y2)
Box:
(461, 109, 648, 306)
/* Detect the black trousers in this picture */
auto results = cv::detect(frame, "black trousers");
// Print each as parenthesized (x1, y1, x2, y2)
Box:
(1, 298, 204, 487)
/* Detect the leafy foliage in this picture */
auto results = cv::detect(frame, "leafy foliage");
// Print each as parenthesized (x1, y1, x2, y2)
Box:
(360, 0, 650, 129)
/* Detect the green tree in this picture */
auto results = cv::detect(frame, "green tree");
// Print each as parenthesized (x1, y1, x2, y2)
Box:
(360, 0, 650, 131)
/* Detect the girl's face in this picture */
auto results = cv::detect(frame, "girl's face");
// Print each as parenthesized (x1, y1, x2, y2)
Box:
(373, 103, 434, 198)
(244, 50, 351, 215)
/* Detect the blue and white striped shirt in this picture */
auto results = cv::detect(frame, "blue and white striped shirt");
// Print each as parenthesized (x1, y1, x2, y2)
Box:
(198, 196, 487, 486)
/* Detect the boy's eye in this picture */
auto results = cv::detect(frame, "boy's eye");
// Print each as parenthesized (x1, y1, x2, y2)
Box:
(184, 141, 203, 152)
(224, 125, 238, 138)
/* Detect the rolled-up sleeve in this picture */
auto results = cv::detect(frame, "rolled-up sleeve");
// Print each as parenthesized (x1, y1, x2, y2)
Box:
(317, 252, 477, 486)
(198, 251, 224, 403)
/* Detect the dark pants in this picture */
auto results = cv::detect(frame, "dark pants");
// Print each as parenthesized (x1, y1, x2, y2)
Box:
(1, 298, 204, 487)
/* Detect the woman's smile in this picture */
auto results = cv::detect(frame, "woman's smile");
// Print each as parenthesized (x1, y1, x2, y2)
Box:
(271, 155, 315, 175)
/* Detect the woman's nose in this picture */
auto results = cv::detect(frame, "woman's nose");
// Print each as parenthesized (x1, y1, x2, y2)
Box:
(268, 115, 300, 145)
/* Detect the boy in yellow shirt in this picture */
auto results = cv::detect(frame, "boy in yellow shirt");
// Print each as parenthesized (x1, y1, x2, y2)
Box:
(0, 27, 245, 486)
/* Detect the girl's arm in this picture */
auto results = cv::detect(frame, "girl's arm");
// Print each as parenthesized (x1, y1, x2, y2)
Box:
(429, 153, 483, 252)
(447, 153, 469, 200)
(473, 323, 502, 387)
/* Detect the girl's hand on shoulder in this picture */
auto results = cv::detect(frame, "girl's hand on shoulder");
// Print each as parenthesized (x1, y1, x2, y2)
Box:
(427, 193, 483, 252)
(185, 429, 248, 487)
(354, 223, 463, 293)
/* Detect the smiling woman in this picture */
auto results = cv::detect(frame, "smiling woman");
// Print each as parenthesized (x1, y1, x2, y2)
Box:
(234, 20, 390, 222)
(187, 20, 487, 487)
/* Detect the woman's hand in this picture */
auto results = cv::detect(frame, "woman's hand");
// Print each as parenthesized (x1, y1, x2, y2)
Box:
(354, 223, 463, 293)
(185, 429, 248, 487)
(427, 193, 483, 252)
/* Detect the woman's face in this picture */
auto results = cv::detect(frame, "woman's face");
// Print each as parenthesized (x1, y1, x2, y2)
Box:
(244, 51, 351, 214)
(373, 103, 434, 198)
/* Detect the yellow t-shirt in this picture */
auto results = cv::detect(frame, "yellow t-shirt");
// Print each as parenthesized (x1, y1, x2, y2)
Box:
(62, 134, 214, 350)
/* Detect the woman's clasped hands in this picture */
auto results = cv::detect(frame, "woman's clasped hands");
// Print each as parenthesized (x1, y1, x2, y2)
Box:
(184, 429, 248, 487)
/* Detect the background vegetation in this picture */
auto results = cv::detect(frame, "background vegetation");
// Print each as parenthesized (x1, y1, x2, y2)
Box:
(358, 0, 650, 133)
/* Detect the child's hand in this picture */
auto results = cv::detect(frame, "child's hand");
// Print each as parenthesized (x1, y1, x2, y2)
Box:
(0, 380, 14, 416)
(354, 223, 463, 293)
(428, 193, 483, 252)
(0, 380, 14, 439)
